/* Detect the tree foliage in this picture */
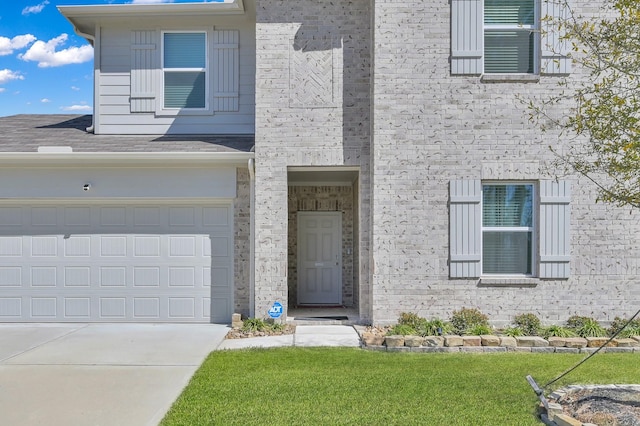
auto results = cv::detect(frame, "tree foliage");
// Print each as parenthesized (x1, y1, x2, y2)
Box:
(531, 0, 640, 208)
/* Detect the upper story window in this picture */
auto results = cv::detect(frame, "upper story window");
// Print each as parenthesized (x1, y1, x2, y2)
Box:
(484, 0, 537, 74)
(451, 0, 571, 76)
(163, 32, 208, 110)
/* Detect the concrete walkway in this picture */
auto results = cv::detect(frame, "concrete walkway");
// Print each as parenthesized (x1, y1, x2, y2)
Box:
(217, 325, 362, 350)
(0, 324, 361, 426)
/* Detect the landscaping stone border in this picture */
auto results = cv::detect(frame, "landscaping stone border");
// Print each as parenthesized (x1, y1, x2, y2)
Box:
(353, 326, 640, 353)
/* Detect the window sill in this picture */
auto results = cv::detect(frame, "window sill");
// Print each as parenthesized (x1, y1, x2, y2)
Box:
(477, 278, 539, 288)
(480, 74, 540, 83)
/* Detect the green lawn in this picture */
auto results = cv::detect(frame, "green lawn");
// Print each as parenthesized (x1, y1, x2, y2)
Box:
(161, 348, 640, 425)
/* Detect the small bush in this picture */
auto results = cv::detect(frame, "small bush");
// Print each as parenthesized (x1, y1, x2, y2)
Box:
(574, 318, 608, 338)
(503, 327, 523, 337)
(608, 316, 640, 338)
(466, 324, 492, 336)
(242, 318, 267, 333)
(450, 307, 489, 335)
(513, 313, 541, 336)
(398, 312, 424, 329)
(387, 324, 417, 336)
(540, 325, 576, 339)
(417, 319, 453, 336)
(566, 315, 592, 330)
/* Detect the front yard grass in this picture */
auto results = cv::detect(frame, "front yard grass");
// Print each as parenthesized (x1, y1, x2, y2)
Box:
(161, 348, 640, 425)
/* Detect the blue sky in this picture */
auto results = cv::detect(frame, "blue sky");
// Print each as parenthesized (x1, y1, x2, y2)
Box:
(0, 0, 217, 117)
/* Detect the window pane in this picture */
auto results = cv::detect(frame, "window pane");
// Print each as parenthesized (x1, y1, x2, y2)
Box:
(164, 33, 205, 69)
(484, 0, 535, 25)
(484, 31, 534, 73)
(164, 72, 206, 109)
(483, 231, 532, 274)
(483, 184, 533, 227)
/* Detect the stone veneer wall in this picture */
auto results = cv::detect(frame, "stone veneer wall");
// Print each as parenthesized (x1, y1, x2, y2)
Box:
(234, 168, 251, 317)
(287, 185, 356, 307)
(370, 0, 640, 325)
(254, 0, 371, 320)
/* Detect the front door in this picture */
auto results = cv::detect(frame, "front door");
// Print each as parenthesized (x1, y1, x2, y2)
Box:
(297, 212, 342, 305)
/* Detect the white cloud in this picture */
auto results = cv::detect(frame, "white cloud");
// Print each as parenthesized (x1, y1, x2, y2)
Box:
(0, 69, 24, 85)
(0, 34, 37, 56)
(0, 88, 5, 93)
(22, 1, 50, 15)
(71, 86, 80, 91)
(61, 104, 92, 112)
(41, 98, 51, 103)
(19, 34, 93, 68)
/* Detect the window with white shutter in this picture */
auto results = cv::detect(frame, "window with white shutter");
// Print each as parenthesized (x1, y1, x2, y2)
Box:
(449, 180, 571, 279)
(451, 0, 570, 75)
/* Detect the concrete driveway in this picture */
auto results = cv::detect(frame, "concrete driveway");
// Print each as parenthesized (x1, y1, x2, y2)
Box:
(0, 323, 229, 426)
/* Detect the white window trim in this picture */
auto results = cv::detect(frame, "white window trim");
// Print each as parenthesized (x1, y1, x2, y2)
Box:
(157, 29, 213, 116)
(481, 0, 541, 76)
(480, 181, 538, 278)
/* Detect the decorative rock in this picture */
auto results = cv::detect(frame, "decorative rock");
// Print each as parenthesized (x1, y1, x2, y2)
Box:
(480, 335, 500, 346)
(384, 335, 404, 347)
(615, 338, 639, 347)
(532, 347, 556, 353)
(547, 337, 567, 347)
(386, 346, 410, 352)
(462, 336, 481, 347)
(516, 336, 549, 347)
(424, 336, 444, 347)
(231, 313, 243, 329)
(444, 335, 463, 347)
(546, 402, 563, 418)
(404, 336, 425, 347)
(555, 347, 580, 354)
(499, 336, 517, 348)
(362, 332, 385, 346)
(481, 346, 507, 353)
(632, 336, 640, 343)
(586, 337, 616, 347)
(565, 337, 588, 348)
(461, 346, 483, 353)
(604, 347, 634, 353)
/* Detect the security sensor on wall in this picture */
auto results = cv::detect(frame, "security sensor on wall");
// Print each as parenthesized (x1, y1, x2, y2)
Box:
(83, 184, 91, 191)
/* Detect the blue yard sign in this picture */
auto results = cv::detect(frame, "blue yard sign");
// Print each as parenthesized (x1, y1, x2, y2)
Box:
(268, 301, 283, 319)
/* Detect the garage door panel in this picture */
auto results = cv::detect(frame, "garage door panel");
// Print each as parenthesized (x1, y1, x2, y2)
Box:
(0, 203, 233, 323)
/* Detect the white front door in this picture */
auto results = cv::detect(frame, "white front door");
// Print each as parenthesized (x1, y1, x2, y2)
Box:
(297, 212, 342, 305)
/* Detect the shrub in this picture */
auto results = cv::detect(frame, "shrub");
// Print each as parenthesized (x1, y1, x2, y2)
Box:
(503, 327, 523, 337)
(466, 324, 492, 336)
(608, 316, 640, 338)
(574, 318, 608, 338)
(417, 319, 453, 336)
(566, 315, 592, 330)
(540, 325, 576, 339)
(450, 307, 489, 335)
(398, 312, 424, 329)
(387, 324, 417, 336)
(513, 313, 541, 336)
(242, 318, 267, 333)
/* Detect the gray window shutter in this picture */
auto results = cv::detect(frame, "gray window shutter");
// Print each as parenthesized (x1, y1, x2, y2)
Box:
(539, 180, 571, 278)
(450, 180, 482, 278)
(541, 0, 571, 74)
(130, 30, 157, 113)
(213, 30, 239, 112)
(451, 0, 483, 75)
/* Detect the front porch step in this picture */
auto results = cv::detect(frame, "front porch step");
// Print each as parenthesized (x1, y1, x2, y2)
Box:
(288, 317, 360, 326)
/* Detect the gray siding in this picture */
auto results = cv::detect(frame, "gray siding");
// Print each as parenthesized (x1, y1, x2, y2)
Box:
(95, 13, 255, 135)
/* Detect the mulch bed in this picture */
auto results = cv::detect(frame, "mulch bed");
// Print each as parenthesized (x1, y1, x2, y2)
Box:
(557, 386, 640, 425)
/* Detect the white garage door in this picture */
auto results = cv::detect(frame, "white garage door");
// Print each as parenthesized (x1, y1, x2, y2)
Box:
(0, 203, 233, 323)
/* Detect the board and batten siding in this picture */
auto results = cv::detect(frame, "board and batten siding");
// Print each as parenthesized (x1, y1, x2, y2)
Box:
(97, 23, 255, 135)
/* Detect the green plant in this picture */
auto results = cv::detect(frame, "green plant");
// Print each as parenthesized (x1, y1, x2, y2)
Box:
(513, 313, 541, 336)
(397, 312, 424, 329)
(465, 324, 492, 336)
(416, 319, 453, 336)
(540, 325, 576, 339)
(608, 316, 640, 337)
(386, 324, 417, 336)
(574, 318, 608, 338)
(503, 327, 523, 337)
(566, 315, 592, 330)
(242, 318, 267, 333)
(450, 307, 489, 335)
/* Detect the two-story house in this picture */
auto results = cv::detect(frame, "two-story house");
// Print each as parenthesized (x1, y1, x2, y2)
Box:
(0, 0, 637, 326)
